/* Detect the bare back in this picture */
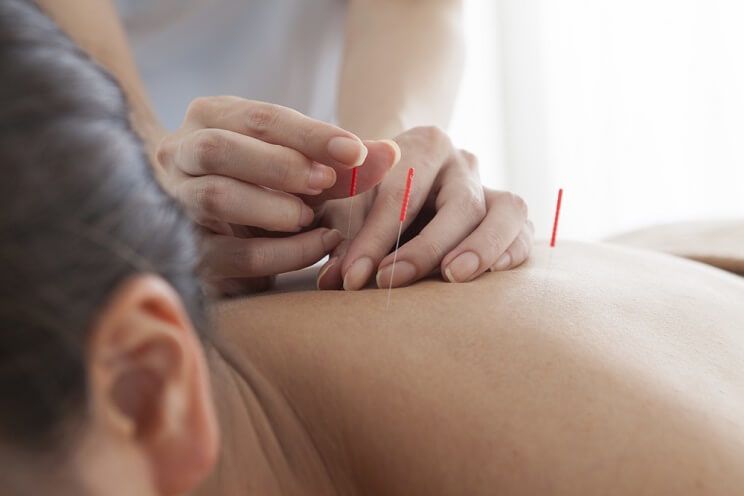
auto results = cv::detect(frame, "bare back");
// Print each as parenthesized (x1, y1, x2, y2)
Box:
(213, 242, 744, 495)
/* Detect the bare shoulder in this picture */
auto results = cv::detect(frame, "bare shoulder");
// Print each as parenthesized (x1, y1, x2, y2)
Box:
(214, 240, 744, 346)
(212, 242, 744, 495)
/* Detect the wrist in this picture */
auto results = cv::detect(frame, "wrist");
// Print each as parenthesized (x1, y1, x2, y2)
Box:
(337, 114, 407, 141)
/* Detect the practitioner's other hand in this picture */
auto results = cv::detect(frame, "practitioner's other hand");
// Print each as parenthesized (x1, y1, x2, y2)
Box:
(317, 126, 534, 290)
(156, 96, 398, 295)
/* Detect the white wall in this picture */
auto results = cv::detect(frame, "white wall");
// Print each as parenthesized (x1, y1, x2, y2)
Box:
(450, 0, 744, 241)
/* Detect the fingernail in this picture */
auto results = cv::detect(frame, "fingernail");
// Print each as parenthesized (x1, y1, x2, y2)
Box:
(317, 256, 338, 290)
(376, 261, 417, 288)
(328, 137, 367, 166)
(444, 251, 480, 283)
(300, 204, 315, 227)
(381, 139, 401, 167)
(308, 163, 336, 191)
(343, 256, 374, 291)
(491, 252, 512, 271)
(321, 229, 343, 250)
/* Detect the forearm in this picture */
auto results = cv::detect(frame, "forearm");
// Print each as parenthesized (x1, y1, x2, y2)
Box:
(338, 0, 465, 139)
(36, 0, 166, 163)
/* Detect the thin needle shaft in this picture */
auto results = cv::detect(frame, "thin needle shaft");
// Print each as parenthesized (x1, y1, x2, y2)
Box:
(347, 167, 359, 240)
(386, 222, 404, 309)
(385, 167, 415, 310)
(346, 196, 355, 240)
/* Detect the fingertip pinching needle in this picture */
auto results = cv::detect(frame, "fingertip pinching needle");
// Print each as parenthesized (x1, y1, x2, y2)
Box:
(346, 167, 359, 240)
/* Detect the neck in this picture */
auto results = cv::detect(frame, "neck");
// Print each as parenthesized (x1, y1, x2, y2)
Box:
(197, 339, 343, 496)
(0, 457, 83, 496)
(0, 435, 154, 496)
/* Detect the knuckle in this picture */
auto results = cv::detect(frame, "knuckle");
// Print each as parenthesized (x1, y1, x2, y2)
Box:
(193, 179, 227, 218)
(458, 187, 487, 220)
(295, 118, 318, 149)
(274, 196, 305, 230)
(186, 97, 212, 118)
(424, 239, 446, 265)
(272, 159, 294, 189)
(155, 136, 175, 168)
(271, 151, 307, 188)
(481, 228, 507, 255)
(508, 192, 528, 217)
(242, 102, 279, 137)
(516, 231, 532, 255)
(459, 149, 479, 171)
(192, 130, 228, 172)
(508, 234, 531, 268)
(236, 245, 268, 275)
(407, 125, 453, 166)
(417, 125, 446, 143)
(383, 188, 407, 213)
(419, 125, 452, 152)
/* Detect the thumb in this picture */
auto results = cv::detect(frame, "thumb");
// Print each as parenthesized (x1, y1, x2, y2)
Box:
(316, 239, 351, 290)
(303, 139, 400, 206)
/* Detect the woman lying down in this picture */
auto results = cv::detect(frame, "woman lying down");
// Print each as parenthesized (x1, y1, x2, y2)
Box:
(2, 2, 744, 495)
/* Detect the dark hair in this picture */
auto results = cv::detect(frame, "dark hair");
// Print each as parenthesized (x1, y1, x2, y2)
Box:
(0, 0, 205, 453)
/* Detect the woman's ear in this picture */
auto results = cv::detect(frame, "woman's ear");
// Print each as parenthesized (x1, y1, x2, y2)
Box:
(87, 275, 219, 495)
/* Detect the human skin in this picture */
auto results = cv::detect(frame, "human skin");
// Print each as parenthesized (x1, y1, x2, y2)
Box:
(37, 0, 533, 294)
(197, 242, 744, 495)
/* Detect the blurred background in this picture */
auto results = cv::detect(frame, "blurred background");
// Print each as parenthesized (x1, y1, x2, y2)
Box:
(450, 0, 744, 241)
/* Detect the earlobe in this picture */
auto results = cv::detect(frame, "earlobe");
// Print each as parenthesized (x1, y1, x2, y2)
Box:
(87, 275, 219, 495)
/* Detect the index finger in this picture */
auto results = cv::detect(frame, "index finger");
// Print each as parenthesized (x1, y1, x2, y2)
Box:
(302, 140, 401, 206)
(339, 164, 437, 290)
(185, 96, 367, 169)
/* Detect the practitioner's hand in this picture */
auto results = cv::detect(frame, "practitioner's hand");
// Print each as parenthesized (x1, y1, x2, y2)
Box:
(155, 96, 398, 294)
(317, 126, 534, 290)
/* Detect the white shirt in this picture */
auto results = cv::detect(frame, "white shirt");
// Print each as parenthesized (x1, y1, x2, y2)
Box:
(115, 0, 347, 130)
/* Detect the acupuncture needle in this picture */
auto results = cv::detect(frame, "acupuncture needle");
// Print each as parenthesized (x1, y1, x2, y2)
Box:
(538, 187, 564, 305)
(386, 167, 415, 309)
(526, 186, 566, 328)
(550, 188, 564, 248)
(346, 167, 359, 239)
